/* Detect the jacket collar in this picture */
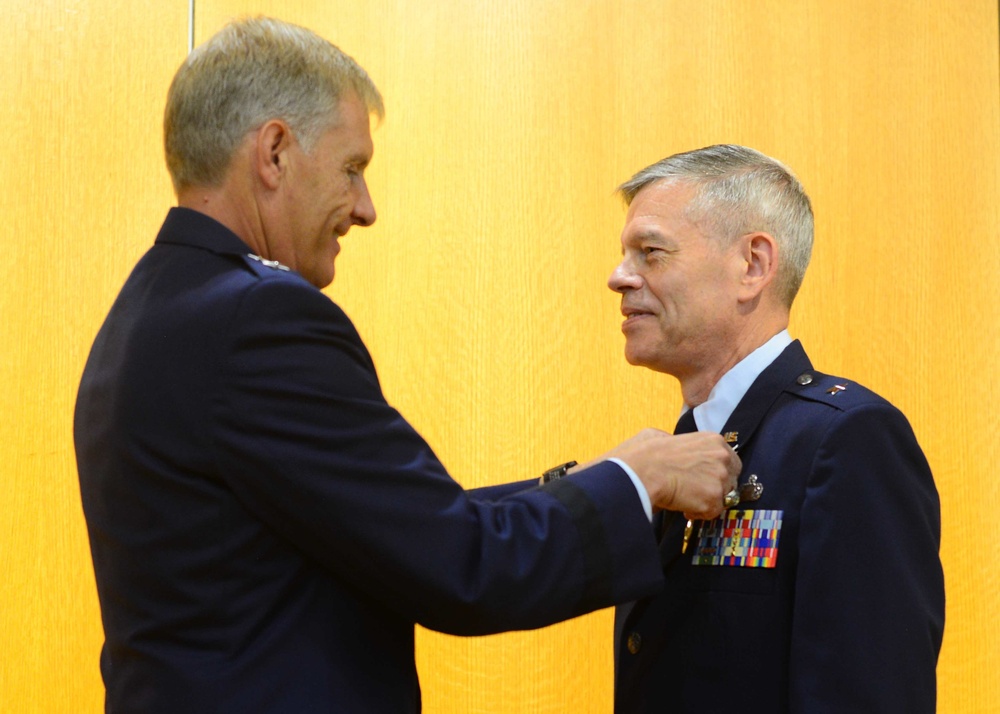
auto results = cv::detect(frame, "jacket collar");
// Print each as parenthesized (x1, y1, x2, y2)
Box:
(718, 340, 813, 456)
(155, 207, 253, 258)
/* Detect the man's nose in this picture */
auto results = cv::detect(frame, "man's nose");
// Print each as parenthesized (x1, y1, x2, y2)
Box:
(352, 178, 376, 227)
(608, 260, 641, 293)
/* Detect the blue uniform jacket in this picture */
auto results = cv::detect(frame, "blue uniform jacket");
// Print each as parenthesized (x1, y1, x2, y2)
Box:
(74, 207, 664, 713)
(614, 341, 944, 713)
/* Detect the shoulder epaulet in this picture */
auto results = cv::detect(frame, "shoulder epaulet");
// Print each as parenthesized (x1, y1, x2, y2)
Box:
(240, 252, 294, 278)
(786, 369, 881, 410)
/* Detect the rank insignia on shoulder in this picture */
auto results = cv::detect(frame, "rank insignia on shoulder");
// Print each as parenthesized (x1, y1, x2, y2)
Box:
(691, 509, 782, 568)
(825, 383, 848, 395)
(248, 253, 291, 271)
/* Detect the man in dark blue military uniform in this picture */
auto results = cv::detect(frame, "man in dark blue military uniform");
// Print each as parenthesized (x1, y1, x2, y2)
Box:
(608, 145, 944, 713)
(73, 18, 742, 714)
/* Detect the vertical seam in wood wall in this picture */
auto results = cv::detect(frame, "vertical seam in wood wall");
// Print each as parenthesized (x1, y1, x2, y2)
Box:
(188, 0, 195, 54)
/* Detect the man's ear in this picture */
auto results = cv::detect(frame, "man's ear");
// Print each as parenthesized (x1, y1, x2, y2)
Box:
(253, 119, 294, 190)
(737, 231, 778, 303)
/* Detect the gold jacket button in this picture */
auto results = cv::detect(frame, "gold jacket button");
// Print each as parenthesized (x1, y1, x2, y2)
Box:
(626, 632, 642, 655)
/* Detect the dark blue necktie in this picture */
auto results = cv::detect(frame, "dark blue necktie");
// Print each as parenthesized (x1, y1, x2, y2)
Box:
(654, 409, 698, 539)
(674, 408, 697, 435)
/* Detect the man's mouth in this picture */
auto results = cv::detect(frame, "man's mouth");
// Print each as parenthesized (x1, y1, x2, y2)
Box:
(621, 306, 654, 328)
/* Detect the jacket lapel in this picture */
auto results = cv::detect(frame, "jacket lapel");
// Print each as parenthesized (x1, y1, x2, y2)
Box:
(717, 341, 812, 456)
(655, 341, 813, 564)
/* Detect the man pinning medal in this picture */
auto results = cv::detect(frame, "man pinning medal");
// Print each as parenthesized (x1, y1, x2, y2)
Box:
(73, 18, 743, 713)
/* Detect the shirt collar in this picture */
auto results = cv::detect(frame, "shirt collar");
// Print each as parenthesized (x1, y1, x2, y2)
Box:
(683, 330, 792, 433)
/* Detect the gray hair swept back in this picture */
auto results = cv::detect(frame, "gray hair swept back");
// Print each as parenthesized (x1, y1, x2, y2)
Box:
(164, 16, 384, 193)
(619, 145, 814, 306)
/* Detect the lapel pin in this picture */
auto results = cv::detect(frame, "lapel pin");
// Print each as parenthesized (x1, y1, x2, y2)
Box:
(739, 474, 764, 502)
(724, 431, 739, 444)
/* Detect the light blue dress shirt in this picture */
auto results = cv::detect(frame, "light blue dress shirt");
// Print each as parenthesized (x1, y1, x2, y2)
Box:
(615, 330, 793, 520)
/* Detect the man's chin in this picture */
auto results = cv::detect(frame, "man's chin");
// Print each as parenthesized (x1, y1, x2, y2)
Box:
(624, 348, 675, 375)
(624, 348, 654, 369)
(305, 264, 336, 289)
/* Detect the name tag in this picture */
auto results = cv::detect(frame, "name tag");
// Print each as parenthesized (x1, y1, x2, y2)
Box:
(691, 509, 783, 568)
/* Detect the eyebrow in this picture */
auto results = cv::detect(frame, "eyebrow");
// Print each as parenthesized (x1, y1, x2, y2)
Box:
(620, 228, 667, 256)
(625, 227, 670, 244)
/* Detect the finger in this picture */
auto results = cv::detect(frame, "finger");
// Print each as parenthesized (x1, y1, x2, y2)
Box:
(728, 449, 742, 479)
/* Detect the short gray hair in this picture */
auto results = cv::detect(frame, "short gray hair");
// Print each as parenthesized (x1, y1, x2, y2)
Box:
(619, 145, 814, 306)
(164, 16, 384, 192)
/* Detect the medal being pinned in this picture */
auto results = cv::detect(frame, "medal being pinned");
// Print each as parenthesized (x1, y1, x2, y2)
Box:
(740, 474, 764, 503)
(683, 473, 765, 554)
(725, 473, 764, 509)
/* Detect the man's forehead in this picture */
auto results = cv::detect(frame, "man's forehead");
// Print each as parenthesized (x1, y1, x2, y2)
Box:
(623, 185, 695, 230)
(323, 96, 375, 157)
(628, 180, 696, 213)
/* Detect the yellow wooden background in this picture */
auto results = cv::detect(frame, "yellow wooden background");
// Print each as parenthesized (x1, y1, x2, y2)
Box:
(2, 0, 997, 711)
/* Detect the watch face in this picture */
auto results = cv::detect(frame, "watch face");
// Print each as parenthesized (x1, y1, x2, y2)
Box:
(543, 461, 577, 482)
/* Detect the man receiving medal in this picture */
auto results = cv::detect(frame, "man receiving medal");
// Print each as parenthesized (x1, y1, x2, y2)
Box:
(608, 145, 944, 713)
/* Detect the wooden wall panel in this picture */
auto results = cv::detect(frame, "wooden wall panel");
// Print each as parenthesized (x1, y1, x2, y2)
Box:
(1, 2, 186, 711)
(196, 1, 999, 711)
(4, 0, 996, 711)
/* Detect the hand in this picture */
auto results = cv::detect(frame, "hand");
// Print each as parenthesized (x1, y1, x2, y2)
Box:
(600, 429, 741, 520)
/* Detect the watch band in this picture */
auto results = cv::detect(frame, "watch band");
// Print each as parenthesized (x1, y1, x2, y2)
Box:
(540, 460, 578, 484)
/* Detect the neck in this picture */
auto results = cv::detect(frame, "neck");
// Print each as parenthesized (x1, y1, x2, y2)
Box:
(678, 315, 788, 407)
(176, 182, 267, 258)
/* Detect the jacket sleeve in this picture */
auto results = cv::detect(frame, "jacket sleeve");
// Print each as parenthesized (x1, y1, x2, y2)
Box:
(211, 277, 663, 634)
(789, 401, 944, 712)
(468, 479, 540, 500)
